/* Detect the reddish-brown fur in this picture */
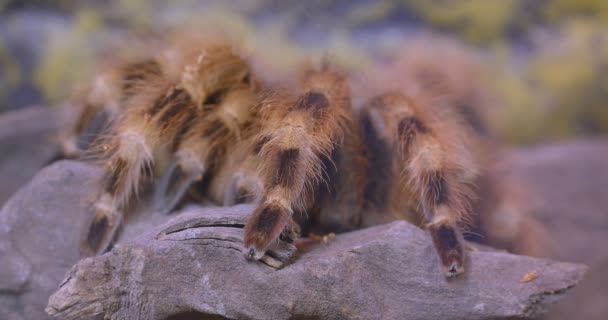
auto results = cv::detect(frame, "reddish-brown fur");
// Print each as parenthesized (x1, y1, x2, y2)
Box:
(242, 66, 352, 257)
(67, 36, 482, 277)
(77, 39, 256, 255)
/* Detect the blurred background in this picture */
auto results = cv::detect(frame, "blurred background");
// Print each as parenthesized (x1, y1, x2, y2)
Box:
(0, 1, 607, 319)
(2, 0, 608, 144)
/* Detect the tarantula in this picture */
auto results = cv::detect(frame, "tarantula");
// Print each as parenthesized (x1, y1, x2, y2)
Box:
(61, 35, 478, 278)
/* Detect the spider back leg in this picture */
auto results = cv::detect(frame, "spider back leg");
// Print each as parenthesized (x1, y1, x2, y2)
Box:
(59, 59, 162, 161)
(360, 92, 476, 277)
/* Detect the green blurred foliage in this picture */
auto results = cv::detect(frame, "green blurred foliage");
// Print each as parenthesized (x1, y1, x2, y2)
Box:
(483, 17, 608, 144)
(35, 9, 103, 104)
(3, 0, 608, 144)
(407, 0, 519, 44)
(527, 20, 608, 139)
(348, 0, 608, 144)
(544, 0, 608, 23)
(348, 0, 398, 27)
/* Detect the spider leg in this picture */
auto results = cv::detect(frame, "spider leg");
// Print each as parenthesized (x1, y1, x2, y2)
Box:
(60, 59, 162, 160)
(207, 137, 264, 206)
(152, 124, 209, 215)
(361, 92, 476, 278)
(244, 67, 351, 260)
(223, 171, 263, 206)
(83, 42, 254, 254)
(154, 87, 257, 213)
(153, 156, 202, 214)
(82, 82, 195, 255)
(82, 125, 155, 256)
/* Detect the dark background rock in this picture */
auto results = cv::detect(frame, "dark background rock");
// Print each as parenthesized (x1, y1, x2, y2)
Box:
(501, 140, 608, 320)
(0, 107, 63, 206)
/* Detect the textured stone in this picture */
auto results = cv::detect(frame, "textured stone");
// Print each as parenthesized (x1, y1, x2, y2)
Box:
(503, 140, 608, 320)
(0, 161, 100, 320)
(0, 160, 588, 320)
(0, 107, 63, 205)
(47, 204, 586, 320)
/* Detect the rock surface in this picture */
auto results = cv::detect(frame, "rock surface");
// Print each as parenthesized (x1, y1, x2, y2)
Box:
(46, 204, 586, 320)
(0, 161, 100, 320)
(502, 140, 608, 320)
(0, 107, 63, 206)
(0, 160, 589, 320)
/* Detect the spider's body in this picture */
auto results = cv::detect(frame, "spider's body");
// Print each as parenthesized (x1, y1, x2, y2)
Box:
(66, 37, 479, 277)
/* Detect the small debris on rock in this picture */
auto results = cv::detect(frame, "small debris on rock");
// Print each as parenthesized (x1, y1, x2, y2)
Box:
(520, 271, 538, 283)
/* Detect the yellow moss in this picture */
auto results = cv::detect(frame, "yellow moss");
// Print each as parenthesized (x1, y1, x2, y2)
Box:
(168, 8, 292, 75)
(479, 18, 608, 143)
(249, 26, 371, 79)
(525, 20, 608, 138)
(16, 0, 608, 143)
(172, 7, 255, 46)
(544, 0, 608, 23)
(484, 67, 544, 144)
(75, 8, 103, 33)
(407, 0, 518, 44)
(252, 24, 307, 75)
(530, 54, 594, 99)
(324, 30, 372, 71)
(34, 22, 99, 104)
(590, 103, 608, 132)
(348, 0, 397, 27)
(0, 0, 8, 13)
(109, 0, 154, 32)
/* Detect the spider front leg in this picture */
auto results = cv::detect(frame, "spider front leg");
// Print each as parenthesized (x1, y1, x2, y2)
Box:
(244, 67, 350, 260)
(153, 147, 205, 215)
(154, 87, 258, 213)
(362, 92, 475, 277)
(83, 126, 155, 255)
(82, 83, 195, 255)
(153, 113, 211, 215)
(83, 41, 254, 254)
(153, 118, 230, 214)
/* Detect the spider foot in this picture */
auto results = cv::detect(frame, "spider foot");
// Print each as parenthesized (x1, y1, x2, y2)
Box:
(243, 202, 291, 261)
(81, 200, 122, 256)
(428, 221, 466, 278)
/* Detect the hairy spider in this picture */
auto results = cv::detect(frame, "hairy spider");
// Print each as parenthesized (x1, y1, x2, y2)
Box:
(62, 36, 479, 278)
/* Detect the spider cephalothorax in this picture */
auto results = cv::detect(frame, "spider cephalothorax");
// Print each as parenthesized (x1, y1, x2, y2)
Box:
(63, 36, 479, 278)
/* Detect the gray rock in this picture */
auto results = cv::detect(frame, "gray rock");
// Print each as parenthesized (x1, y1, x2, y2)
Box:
(46, 203, 586, 320)
(503, 140, 608, 320)
(0, 106, 63, 205)
(35, 168, 585, 319)
(0, 160, 588, 320)
(0, 161, 101, 320)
